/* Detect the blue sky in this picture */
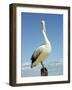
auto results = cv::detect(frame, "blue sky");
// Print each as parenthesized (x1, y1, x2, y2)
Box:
(21, 12, 63, 65)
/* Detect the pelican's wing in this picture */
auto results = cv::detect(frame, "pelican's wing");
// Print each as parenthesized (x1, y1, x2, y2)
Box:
(31, 45, 44, 64)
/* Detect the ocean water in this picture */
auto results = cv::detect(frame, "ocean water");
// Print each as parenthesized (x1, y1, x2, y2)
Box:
(21, 61, 63, 77)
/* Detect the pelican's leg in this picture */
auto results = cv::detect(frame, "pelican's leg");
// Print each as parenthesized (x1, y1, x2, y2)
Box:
(41, 61, 44, 68)
(41, 61, 48, 76)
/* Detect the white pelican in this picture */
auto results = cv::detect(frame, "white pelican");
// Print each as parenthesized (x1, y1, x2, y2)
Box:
(31, 20, 52, 68)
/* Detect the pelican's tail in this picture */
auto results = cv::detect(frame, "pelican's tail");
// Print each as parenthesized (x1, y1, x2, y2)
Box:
(31, 64, 36, 68)
(31, 64, 33, 68)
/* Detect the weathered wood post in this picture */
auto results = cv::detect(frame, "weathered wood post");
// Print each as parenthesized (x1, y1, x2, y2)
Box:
(41, 67, 48, 76)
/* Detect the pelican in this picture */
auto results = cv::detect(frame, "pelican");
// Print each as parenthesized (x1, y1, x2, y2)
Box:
(31, 20, 52, 68)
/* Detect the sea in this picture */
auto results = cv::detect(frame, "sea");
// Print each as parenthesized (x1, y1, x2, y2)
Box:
(21, 61, 63, 77)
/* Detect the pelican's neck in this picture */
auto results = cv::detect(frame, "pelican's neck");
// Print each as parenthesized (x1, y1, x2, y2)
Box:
(42, 31, 49, 44)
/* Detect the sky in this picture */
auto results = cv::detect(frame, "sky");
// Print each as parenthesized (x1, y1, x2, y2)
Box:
(21, 12, 63, 66)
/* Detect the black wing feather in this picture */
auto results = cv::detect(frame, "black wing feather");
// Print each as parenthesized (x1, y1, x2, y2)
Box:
(31, 49, 42, 64)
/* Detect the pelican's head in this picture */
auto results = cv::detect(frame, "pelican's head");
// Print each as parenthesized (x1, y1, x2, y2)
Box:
(41, 20, 46, 32)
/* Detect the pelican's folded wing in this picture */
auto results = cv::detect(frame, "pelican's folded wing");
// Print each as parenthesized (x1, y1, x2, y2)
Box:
(31, 46, 44, 64)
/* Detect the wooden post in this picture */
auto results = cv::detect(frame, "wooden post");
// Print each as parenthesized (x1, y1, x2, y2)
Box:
(41, 67, 48, 76)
